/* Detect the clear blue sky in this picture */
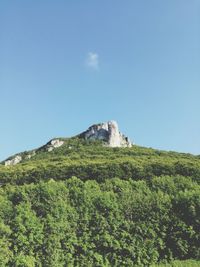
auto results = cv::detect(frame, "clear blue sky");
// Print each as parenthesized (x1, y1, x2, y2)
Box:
(0, 0, 200, 161)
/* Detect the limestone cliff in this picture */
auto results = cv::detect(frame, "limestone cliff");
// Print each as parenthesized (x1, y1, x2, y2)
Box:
(2, 120, 132, 166)
(79, 121, 132, 147)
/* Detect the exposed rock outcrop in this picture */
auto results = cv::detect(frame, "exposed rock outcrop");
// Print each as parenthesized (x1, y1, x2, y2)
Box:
(1, 121, 132, 166)
(47, 139, 64, 152)
(26, 151, 36, 160)
(5, 155, 22, 166)
(3, 139, 65, 166)
(79, 120, 132, 147)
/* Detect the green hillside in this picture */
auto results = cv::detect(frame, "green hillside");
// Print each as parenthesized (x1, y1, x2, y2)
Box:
(1, 137, 200, 185)
(0, 137, 200, 266)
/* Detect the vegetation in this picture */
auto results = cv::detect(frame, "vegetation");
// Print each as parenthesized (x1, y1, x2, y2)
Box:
(152, 259, 200, 266)
(0, 138, 199, 266)
(0, 138, 200, 185)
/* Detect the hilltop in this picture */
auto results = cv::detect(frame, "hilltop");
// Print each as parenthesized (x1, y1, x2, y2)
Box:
(0, 121, 200, 186)
(1, 120, 132, 166)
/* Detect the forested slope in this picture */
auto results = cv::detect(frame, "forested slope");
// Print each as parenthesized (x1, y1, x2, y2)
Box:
(0, 138, 200, 185)
(0, 138, 199, 266)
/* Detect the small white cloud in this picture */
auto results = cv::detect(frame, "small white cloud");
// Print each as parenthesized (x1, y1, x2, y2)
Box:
(86, 52, 99, 70)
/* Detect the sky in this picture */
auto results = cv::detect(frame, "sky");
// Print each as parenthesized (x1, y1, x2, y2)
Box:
(0, 0, 200, 161)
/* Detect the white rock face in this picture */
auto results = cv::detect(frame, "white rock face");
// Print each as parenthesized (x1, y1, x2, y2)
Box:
(81, 120, 132, 147)
(5, 155, 22, 166)
(1, 122, 132, 165)
(47, 139, 64, 152)
(26, 151, 36, 160)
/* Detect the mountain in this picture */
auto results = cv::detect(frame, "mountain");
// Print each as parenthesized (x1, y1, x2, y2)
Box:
(1, 120, 132, 167)
(0, 121, 199, 266)
(0, 120, 200, 186)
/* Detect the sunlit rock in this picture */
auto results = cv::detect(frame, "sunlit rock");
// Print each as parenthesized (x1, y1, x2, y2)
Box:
(79, 120, 132, 147)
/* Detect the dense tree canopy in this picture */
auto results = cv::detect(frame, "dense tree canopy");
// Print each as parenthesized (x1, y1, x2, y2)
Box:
(0, 139, 199, 266)
(0, 176, 199, 266)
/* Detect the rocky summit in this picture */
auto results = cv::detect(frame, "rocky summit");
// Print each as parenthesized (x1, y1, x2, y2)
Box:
(79, 120, 132, 147)
(2, 120, 132, 166)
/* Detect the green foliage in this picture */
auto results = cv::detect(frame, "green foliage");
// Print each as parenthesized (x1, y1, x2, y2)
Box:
(152, 259, 200, 267)
(0, 176, 199, 266)
(0, 139, 200, 185)
(0, 221, 13, 266)
(0, 139, 199, 265)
